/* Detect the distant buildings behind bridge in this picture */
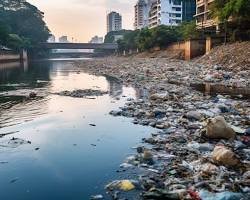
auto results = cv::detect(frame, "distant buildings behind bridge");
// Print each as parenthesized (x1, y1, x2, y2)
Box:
(47, 35, 69, 43)
(89, 36, 103, 44)
(47, 0, 217, 45)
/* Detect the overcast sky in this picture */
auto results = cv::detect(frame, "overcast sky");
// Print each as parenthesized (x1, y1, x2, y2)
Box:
(27, 0, 135, 42)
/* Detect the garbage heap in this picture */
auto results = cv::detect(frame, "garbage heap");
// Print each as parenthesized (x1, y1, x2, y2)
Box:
(79, 55, 250, 200)
(108, 90, 250, 199)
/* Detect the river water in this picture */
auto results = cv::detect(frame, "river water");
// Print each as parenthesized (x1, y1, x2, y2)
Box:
(0, 59, 152, 200)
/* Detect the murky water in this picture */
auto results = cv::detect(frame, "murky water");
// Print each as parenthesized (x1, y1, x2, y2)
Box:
(0, 59, 152, 200)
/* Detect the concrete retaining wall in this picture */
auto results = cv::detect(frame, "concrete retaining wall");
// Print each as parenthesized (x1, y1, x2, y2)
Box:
(168, 39, 206, 60)
(168, 37, 224, 60)
(0, 50, 27, 62)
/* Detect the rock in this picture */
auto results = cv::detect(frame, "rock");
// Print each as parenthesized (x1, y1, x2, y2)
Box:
(186, 111, 202, 121)
(217, 103, 231, 113)
(155, 124, 165, 129)
(243, 171, 250, 180)
(212, 145, 239, 166)
(109, 110, 121, 116)
(200, 163, 219, 174)
(29, 92, 37, 98)
(150, 92, 169, 101)
(153, 109, 166, 119)
(143, 150, 154, 164)
(206, 116, 236, 139)
(136, 146, 144, 154)
(56, 89, 108, 98)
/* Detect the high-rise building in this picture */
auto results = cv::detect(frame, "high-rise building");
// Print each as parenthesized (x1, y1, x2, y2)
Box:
(58, 36, 69, 43)
(107, 11, 122, 33)
(195, 0, 216, 29)
(135, 0, 196, 29)
(148, 0, 183, 28)
(134, 0, 152, 30)
(89, 36, 103, 43)
(182, 0, 196, 22)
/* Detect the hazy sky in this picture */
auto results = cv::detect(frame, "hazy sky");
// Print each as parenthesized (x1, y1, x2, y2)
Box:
(27, 0, 135, 42)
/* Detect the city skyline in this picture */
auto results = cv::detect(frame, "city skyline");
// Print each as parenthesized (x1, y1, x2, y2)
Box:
(27, 0, 135, 42)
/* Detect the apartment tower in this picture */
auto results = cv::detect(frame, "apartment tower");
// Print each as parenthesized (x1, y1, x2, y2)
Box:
(148, 0, 183, 28)
(195, 0, 215, 29)
(107, 11, 122, 33)
(134, 0, 152, 30)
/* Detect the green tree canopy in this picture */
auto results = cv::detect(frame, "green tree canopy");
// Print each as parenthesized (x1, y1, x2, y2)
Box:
(211, 0, 250, 41)
(178, 21, 201, 40)
(104, 30, 132, 43)
(117, 25, 187, 52)
(0, 22, 10, 45)
(0, 0, 50, 51)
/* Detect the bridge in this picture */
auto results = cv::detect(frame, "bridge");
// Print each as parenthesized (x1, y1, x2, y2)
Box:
(40, 42, 118, 50)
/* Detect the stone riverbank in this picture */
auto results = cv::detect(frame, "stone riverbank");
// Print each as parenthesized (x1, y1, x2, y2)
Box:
(77, 56, 250, 200)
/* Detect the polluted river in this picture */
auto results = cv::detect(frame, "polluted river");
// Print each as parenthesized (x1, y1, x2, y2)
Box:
(1, 58, 250, 200)
(0, 59, 153, 200)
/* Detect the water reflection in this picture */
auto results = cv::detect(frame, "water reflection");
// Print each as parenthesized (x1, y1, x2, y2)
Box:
(0, 60, 130, 130)
(105, 75, 123, 97)
(0, 59, 153, 200)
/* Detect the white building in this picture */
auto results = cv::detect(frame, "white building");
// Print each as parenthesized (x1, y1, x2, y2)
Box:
(58, 36, 69, 43)
(134, 0, 152, 30)
(89, 36, 103, 43)
(47, 35, 56, 43)
(148, 0, 183, 28)
(107, 11, 122, 33)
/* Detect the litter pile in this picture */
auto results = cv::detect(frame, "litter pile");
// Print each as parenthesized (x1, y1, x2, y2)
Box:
(107, 92, 250, 199)
(78, 44, 250, 200)
(195, 42, 250, 72)
(55, 89, 108, 98)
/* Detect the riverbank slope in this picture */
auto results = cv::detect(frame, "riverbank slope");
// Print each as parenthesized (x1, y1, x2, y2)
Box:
(78, 42, 250, 199)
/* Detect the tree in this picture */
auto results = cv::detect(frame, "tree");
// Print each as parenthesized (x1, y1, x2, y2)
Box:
(0, 0, 50, 52)
(0, 21, 10, 45)
(6, 34, 24, 50)
(179, 21, 201, 40)
(150, 25, 181, 48)
(211, 0, 250, 41)
(104, 30, 132, 43)
(136, 28, 153, 51)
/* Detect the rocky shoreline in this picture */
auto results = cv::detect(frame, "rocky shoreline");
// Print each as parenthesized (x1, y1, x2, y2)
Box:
(77, 56, 250, 200)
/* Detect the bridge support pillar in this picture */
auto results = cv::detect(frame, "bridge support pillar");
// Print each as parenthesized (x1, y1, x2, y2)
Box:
(20, 49, 28, 61)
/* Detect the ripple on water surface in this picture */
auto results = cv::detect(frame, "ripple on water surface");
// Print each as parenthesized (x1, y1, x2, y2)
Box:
(0, 59, 153, 200)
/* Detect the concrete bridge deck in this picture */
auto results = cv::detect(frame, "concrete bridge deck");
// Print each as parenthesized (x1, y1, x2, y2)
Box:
(40, 43, 118, 50)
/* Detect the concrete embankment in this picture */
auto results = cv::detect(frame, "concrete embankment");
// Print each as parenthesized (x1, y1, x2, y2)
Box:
(0, 50, 27, 62)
